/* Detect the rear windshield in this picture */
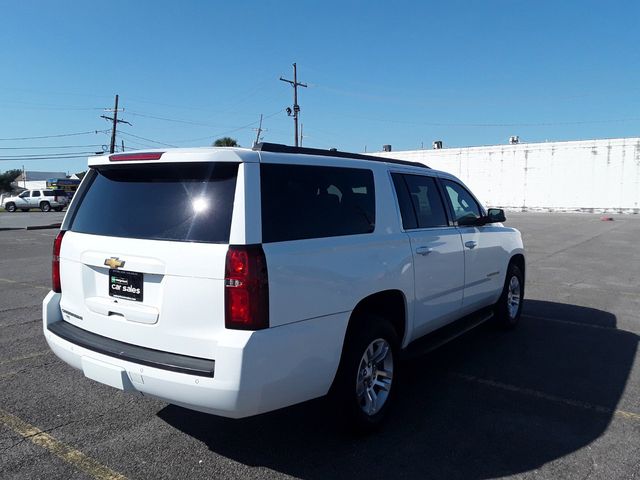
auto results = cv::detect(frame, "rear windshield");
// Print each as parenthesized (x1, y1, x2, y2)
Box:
(66, 162, 239, 243)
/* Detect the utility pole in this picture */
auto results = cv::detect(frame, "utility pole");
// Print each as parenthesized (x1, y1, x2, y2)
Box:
(121, 140, 125, 152)
(252, 114, 265, 147)
(280, 63, 307, 147)
(299, 123, 304, 147)
(100, 94, 131, 154)
(110, 94, 119, 153)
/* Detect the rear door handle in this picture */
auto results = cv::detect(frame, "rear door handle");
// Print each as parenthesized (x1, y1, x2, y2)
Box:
(465, 241, 478, 249)
(415, 246, 433, 256)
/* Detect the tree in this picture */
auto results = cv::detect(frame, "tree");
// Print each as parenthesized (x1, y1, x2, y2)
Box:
(212, 137, 239, 147)
(75, 171, 87, 181)
(0, 169, 22, 193)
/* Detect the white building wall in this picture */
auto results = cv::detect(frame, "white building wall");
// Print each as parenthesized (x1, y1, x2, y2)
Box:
(23, 181, 49, 191)
(372, 137, 640, 213)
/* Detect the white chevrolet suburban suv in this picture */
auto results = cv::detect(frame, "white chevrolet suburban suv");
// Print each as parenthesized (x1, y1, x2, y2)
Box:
(43, 143, 525, 430)
(3, 189, 68, 212)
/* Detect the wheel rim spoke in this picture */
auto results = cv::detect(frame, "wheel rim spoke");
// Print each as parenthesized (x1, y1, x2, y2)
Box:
(371, 343, 389, 364)
(355, 338, 394, 416)
(507, 275, 521, 318)
(373, 377, 392, 391)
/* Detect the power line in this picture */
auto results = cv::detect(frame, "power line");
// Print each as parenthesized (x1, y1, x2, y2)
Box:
(0, 144, 104, 150)
(0, 155, 94, 162)
(123, 75, 275, 113)
(168, 109, 285, 144)
(127, 106, 284, 129)
(115, 136, 158, 149)
(0, 151, 100, 159)
(128, 111, 214, 127)
(0, 101, 103, 111)
(0, 130, 110, 141)
(119, 131, 177, 148)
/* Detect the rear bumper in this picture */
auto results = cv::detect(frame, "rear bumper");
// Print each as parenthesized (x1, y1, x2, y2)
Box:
(42, 291, 349, 418)
(47, 320, 216, 377)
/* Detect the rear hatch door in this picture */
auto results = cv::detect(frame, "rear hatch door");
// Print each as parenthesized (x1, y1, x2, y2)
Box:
(58, 161, 239, 359)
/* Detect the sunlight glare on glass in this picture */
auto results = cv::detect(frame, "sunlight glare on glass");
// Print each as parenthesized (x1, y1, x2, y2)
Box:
(192, 197, 209, 214)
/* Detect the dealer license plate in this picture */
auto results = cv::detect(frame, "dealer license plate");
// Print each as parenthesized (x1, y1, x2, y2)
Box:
(108, 269, 143, 302)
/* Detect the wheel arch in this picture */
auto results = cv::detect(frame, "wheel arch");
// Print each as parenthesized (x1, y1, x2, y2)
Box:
(510, 253, 526, 282)
(348, 289, 408, 347)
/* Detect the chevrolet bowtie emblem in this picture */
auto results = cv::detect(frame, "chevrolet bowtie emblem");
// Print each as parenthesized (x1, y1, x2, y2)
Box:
(104, 257, 125, 269)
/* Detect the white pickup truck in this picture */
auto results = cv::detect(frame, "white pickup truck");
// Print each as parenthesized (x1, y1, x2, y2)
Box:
(42, 143, 525, 431)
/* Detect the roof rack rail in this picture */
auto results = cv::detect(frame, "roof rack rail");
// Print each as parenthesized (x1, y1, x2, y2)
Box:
(253, 142, 430, 169)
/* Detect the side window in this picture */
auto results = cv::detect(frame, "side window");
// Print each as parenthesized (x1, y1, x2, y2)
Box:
(391, 173, 448, 229)
(19, 192, 29, 198)
(43, 191, 54, 197)
(261, 163, 375, 242)
(404, 175, 449, 228)
(391, 173, 418, 230)
(442, 179, 482, 223)
(31, 191, 41, 197)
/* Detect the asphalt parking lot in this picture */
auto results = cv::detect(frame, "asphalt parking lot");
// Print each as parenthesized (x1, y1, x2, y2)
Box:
(1, 212, 639, 480)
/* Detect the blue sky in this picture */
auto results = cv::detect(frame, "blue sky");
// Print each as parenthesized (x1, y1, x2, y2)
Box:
(1, 0, 639, 174)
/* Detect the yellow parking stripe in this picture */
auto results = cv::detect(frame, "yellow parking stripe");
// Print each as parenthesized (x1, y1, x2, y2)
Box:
(453, 372, 640, 422)
(0, 408, 127, 480)
(0, 277, 49, 291)
(0, 351, 51, 366)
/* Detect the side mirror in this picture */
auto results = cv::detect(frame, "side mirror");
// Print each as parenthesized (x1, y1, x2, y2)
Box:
(487, 208, 506, 223)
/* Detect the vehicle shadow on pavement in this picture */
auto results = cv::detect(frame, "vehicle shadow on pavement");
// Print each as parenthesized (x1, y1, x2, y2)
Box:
(158, 300, 638, 479)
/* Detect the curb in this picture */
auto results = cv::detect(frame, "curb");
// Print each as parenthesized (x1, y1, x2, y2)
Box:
(0, 224, 61, 232)
(25, 224, 62, 231)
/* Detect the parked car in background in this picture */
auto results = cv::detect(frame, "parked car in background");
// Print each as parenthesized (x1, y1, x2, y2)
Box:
(1, 189, 69, 212)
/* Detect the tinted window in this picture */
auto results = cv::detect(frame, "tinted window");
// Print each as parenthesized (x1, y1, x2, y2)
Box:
(43, 190, 55, 197)
(402, 175, 448, 228)
(261, 163, 375, 242)
(31, 191, 41, 197)
(391, 173, 417, 230)
(68, 162, 238, 243)
(442, 179, 482, 222)
(19, 192, 29, 198)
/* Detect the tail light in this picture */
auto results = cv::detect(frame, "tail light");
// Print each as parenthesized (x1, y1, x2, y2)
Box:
(52, 231, 66, 293)
(224, 245, 269, 330)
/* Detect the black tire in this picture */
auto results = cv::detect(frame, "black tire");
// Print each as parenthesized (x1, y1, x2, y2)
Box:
(329, 315, 399, 433)
(5, 203, 16, 213)
(493, 263, 524, 328)
(40, 202, 51, 212)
